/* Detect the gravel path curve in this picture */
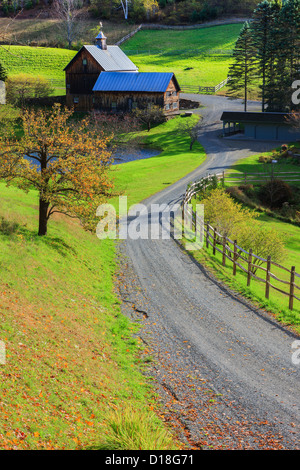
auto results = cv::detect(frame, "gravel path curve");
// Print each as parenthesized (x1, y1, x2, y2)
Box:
(117, 94, 300, 450)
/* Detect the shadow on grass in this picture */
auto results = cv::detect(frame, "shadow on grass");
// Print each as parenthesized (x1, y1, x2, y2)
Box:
(0, 215, 76, 257)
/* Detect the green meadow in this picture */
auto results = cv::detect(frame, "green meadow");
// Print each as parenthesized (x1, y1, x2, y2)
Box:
(0, 23, 243, 92)
(0, 45, 74, 91)
(121, 24, 242, 88)
(112, 114, 206, 209)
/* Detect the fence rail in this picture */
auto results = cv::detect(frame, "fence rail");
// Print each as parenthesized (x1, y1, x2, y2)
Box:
(180, 78, 230, 94)
(182, 172, 300, 311)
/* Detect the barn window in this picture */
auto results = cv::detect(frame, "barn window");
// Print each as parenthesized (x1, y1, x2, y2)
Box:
(82, 59, 87, 65)
(73, 97, 79, 104)
(173, 102, 178, 109)
(111, 102, 117, 111)
(165, 103, 170, 110)
(167, 91, 172, 97)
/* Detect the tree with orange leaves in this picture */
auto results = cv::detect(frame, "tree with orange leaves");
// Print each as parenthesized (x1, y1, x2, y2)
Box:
(0, 104, 117, 236)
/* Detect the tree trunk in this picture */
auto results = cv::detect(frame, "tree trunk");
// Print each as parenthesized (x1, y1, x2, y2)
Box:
(38, 197, 49, 236)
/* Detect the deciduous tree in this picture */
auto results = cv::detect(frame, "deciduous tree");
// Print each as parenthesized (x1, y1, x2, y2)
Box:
(0, 104, 116, 236)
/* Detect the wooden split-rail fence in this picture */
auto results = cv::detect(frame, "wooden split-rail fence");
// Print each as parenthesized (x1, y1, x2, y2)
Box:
(182, 172, 300, 311)
(180, 78, 230, 95)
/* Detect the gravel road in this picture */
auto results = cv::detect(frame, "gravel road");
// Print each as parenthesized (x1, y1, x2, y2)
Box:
(117, 94, 300, 450)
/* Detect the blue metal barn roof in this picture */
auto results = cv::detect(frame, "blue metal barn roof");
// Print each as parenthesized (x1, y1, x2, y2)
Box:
(93, 72, 176, 93)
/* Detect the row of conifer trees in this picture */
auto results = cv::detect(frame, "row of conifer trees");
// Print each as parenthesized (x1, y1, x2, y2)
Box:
(228, 0, 300, 112)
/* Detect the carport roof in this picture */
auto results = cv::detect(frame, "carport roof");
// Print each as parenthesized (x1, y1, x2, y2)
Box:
(221, 111, 292, 124)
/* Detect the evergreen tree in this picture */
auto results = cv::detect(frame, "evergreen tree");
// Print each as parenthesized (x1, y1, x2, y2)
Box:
(227, 22, 258, 111)
(0, 62, 7, 82)
(250, 0, 275, 112)
(264, 0, 289, 111)
(282, 0, 300, 96)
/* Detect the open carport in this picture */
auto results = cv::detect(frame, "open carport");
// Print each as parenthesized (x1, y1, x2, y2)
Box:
(221, 111, 299, 141)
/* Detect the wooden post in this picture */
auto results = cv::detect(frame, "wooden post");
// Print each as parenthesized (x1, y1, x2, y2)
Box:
(265, 256, 271, 300)
(233, 240, 237, 276)
(206, 223, 209, 249)
(289, 266, 295, 311)
(222, 236, 226, 266)
(247, 249, 253, 287)
(213, 228, 217, 255)
(244, 172, 247, 184)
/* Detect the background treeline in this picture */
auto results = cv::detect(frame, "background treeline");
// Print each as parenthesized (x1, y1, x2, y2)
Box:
(0, 0, 259, 23)
(228, 0, 300, 112)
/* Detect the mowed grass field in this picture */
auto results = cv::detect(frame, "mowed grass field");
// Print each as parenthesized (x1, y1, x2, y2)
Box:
(0, 23, 242, 92)
(0, 45, 75, 92)
(121, 24, 242, 87)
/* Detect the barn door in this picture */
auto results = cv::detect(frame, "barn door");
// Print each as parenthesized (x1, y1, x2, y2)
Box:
(127, 98, 133, 112)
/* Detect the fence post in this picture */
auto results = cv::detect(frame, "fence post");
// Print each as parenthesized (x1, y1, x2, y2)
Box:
(222, 236, 226, 266)
(213, 228, 217, 255)
(247, 249, 253, 286)
(206, 223, 209, 249)
(244, 172, 247, 184)
(265, 256, 271, 300)
(233, 240, 237, 276)
(289, 266, 295, 311)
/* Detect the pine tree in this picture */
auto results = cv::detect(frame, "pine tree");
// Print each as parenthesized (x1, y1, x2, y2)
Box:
(264, 0, 289, 111)
(280, 0, 300, 101)
(250, 0, 275, 112)
(227, 22, 258, 111)
(0, 62, 7, 82)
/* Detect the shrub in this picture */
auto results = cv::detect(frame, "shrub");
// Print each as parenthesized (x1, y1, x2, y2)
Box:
(6, 74, 54, 107)
(258, 179, 293, 208)
(200, 187, 285, 271)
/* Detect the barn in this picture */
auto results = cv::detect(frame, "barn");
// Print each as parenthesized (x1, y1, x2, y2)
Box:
(92, 71, 180, 114)
(64, 29, 138, 111)
(64, 28, 180, 114)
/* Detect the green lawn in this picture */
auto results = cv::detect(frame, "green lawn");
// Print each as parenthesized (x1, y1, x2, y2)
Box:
(111, 114, 206, 209)
(121, 24, 242, 88)
(0, 45, 75, 92)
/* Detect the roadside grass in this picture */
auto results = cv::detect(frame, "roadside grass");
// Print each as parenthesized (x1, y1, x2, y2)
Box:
(185, 148, 300, 332)
(0, 182, 179, 450)
(121, 25, 242, 88)
(110, 114, 206, 209)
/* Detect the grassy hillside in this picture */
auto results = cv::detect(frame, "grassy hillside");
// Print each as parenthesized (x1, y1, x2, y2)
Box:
(0, 45, 74, 92)
(0, 114, 205, 450)
(121, 24, 242, 88)
(0, 23, 242, 93)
